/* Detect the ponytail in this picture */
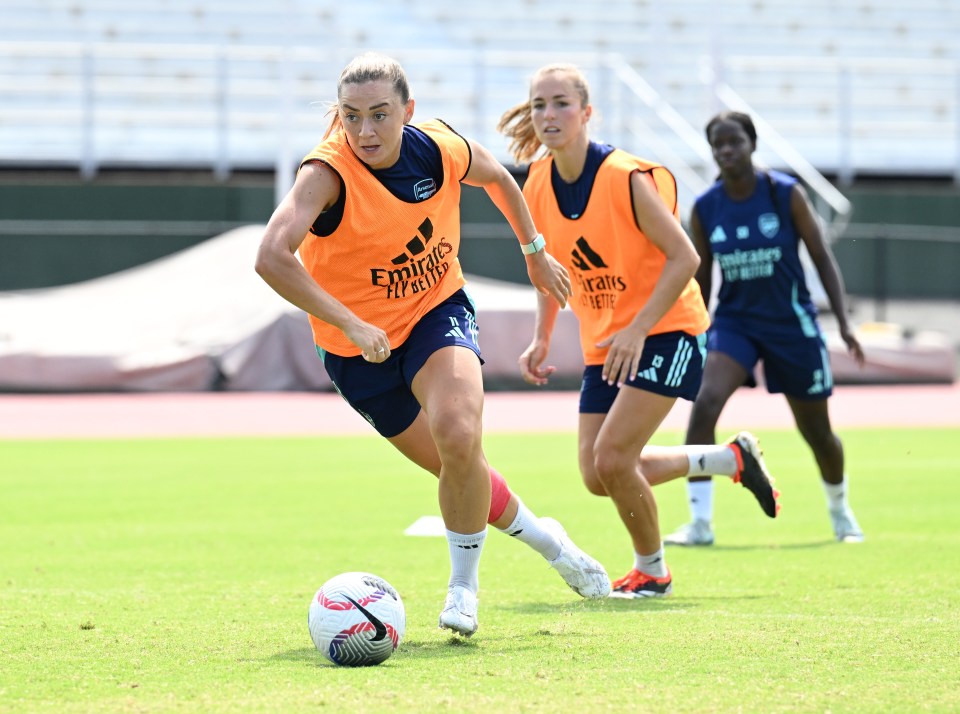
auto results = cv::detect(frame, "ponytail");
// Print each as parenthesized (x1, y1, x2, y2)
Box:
(496, 101, 542, 165)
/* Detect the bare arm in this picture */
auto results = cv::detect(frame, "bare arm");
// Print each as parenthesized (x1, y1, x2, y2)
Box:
(688, 205, 713, 309)
(254, 161, 391, 361)
(598, 169, 701, 386)
(791, 184, 865, 366)
(462, 139, 571, 307)
(518, 291, 563, 386)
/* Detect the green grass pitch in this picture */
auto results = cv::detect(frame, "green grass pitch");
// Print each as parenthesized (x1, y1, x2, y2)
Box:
(1, 428, 958, 713)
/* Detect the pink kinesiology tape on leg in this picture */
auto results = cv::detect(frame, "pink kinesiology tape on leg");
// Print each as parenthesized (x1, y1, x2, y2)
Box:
(488, 467, 511, 523)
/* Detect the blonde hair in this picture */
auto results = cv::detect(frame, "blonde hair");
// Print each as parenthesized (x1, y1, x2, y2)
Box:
(496, 64, 591, 164)
(322, 53, 412, 140)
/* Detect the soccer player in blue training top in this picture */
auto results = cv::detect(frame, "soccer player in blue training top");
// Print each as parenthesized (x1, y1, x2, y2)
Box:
(665, 111, 866, 547)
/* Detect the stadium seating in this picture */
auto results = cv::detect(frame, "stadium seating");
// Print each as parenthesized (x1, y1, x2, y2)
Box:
(1, 0, 958, 182)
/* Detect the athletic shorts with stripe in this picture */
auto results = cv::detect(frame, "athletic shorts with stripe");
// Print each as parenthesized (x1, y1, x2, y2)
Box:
(579, 330, 707, 414)
(319, 288, 483, 437)
(708, 314, 833, 399)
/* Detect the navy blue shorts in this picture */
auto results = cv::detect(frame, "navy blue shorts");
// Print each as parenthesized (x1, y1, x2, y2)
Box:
(319, 289, 483, 437)
(579, 331, 706, 414)
(708, 314, 833, 399)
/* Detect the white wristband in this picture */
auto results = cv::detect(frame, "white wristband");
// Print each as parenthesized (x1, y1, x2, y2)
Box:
(520, 233, 546, 255)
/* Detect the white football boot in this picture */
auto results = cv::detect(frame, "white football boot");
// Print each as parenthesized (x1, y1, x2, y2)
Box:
(663, 519, 715, 546)
(438, 585, 479, 637)
(830, 507, 865, 543)
(541, 517, 611, 599)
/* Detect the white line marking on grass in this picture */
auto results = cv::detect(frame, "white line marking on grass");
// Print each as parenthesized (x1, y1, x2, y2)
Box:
(404, 515, 446, 537)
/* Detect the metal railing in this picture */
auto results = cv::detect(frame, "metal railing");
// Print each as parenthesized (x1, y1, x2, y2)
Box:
(713, 54, 960, 185)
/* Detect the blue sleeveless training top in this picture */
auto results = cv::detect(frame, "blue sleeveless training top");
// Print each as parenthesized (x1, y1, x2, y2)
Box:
(693, 169, 818, 334)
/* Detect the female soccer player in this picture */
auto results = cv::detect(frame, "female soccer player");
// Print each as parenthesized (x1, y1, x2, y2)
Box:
(665, 111, 866, 547)
(255, 53, 610, 638)
(498, 65, 779, 598)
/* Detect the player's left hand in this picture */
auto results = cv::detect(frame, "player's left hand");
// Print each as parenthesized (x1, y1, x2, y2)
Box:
(526, 251, 571, 308)
(841, 325, 865, 367)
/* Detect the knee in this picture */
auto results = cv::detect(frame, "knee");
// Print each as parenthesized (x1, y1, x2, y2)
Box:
(430, 412, 481, 462)
(579, 448, 608, 496)
(592, 446, 635, 492)
(581, 468, 608, 497)
(802, 424, 841, 455)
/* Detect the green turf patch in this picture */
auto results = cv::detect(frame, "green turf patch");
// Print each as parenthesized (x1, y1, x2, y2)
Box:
(1, 429, 958, 712)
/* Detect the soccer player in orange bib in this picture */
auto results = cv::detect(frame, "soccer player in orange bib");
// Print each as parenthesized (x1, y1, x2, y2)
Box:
(499, 64, 780, 597)
(256, 53, 610, 638)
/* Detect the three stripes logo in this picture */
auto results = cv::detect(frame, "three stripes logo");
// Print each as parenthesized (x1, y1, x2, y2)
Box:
(445, 309, 478, 343)
(664, 337, 695, 388)
(571, 236, 607, 271)
(391, 217, 434, 266)
(569, 236, 627, 310)
(636, 366, 659, 383)
(369, 217, 454, 299)
(445, 318, 466, 340)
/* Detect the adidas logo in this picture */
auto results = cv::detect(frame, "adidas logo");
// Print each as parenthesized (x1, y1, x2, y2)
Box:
(571, 236, 607, 271)
(444, 312, 478, 342)
(369, 216, 454, 298)
(391, 218, 434, 265)
(709, 226, 727, 243)
(636, 366, 658, 383)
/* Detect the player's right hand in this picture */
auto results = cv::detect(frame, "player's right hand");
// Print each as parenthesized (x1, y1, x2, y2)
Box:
(519, 341, 555, 386)
(344, 320, 391, 363)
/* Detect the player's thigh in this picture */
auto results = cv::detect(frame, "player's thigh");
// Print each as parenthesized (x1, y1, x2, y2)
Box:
(387, 410, 443, 477)
(696, 350, 750, 404)
(410, 345, 484, 440)
(595, 386, 677, 469)
(785, 394, 835, 444)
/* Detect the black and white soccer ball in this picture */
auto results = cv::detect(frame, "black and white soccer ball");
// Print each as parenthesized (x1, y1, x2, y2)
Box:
(308, 572, 405, 666)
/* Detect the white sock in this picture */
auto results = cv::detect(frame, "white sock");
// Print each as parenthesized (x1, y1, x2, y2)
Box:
(634, 548, 668, 578)
(823, 477, 849, 512)
(685, 445, 739, 477)
(496, 499, 561, 561)
(446, 528, 486, 593)
(687, 479, 714, 522)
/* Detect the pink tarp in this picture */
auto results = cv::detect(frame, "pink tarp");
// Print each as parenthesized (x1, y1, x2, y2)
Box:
(0, 226, 953, 392)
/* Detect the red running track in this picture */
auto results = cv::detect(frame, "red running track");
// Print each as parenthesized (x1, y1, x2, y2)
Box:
(0, 383, 957, 440)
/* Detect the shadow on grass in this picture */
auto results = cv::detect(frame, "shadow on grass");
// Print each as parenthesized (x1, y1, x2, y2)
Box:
(271, 635, 530, 667)
(699, 539, 838, 551)
(499, 598, 699, 615)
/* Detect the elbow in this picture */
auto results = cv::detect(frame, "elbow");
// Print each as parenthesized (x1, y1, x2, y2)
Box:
(254, 242, 277, 281)
(686, 248, 701, 278)
(254, 248, 268, 279)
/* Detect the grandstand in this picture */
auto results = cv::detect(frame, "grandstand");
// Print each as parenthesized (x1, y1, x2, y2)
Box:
(2, 0, 959, 189)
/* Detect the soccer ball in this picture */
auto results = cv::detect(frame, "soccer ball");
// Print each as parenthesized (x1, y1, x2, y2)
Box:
(307, 572, 405, 666)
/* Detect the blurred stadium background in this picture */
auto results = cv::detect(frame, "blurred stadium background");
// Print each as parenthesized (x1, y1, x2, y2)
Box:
(0, 0, 957, 390)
